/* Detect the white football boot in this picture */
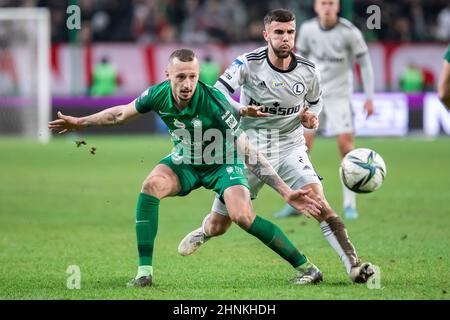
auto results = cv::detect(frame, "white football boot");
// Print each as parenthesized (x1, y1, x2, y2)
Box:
(178, 214, 211, 256)
(349, 262, 375, 283)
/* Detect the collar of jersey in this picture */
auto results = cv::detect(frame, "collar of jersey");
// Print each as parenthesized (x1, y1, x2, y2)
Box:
(266, 49, 298, 73)
(167, 83, 200, 116)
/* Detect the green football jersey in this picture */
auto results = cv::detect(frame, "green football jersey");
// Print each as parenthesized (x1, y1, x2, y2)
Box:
(445, 44, 450, 63)
(135, 80, 241, 166)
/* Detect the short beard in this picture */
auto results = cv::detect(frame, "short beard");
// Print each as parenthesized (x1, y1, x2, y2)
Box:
(271, 44, 291, 59)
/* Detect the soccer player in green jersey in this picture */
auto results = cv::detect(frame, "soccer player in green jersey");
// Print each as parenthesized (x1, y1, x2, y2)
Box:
(438, 44, 450, 109)
(49, 49, 324, 287)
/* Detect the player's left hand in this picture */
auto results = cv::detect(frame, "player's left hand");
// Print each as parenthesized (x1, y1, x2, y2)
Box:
(285, 188, 322, 218)
(300, 106, 319, 129)
(240, 105, 270, 117)
(363, 100, 374, 118)
(48, 111, 84, 134)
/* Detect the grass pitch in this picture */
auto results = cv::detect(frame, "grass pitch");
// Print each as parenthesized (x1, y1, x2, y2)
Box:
(0, 135, 449, 299)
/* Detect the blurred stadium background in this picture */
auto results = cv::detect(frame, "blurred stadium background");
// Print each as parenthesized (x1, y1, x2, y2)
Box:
(0, 1, 449, 300)
(0, 0, 449, 140)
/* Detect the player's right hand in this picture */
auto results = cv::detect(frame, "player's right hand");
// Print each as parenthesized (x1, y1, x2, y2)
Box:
(239, 105, 270, 117)
(285, 187, 322, 219)
(48, 111, 84, 134)
(300, 106, 319, 129)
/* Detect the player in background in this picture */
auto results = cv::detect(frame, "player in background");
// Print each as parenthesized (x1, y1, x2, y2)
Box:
(49, 49, 325, 287)
(274, 0, 375, 220)
(178, 9, 375, 284)
(438, 44, 450, 109)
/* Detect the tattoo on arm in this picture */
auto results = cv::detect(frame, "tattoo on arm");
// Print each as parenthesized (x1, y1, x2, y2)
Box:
(83, 108, 124, 127)
(237, 133, 288, 197)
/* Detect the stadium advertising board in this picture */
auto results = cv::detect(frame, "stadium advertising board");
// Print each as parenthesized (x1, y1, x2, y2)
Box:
(423, 93, 450, 137)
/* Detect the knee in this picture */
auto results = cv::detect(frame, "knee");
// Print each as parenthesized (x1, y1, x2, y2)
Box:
(141, 175, 169, 198)
(230, 209, 254, 230)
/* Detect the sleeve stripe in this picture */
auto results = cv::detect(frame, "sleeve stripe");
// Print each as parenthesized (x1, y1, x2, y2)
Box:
(306, 98, 320, 105)
(355, 51, 368, 59)
(247, 55, 267, 61)
(245, 50, 267, 59)
(218, 78, 235, 94)
(296, 56, 315, 68)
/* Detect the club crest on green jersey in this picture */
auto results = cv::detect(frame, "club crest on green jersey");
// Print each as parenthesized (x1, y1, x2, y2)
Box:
(225, 114, 238, 129)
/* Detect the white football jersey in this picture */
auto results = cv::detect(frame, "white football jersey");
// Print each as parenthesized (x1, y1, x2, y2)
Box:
(217, 46, 322, 154)
(296, 17, 368, 99)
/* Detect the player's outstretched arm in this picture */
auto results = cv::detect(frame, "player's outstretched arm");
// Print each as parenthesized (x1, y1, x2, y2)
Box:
(214, 81, 270, 118)
(238, 105, 271, 117)
(357, 53, 375, 117)
(236, 131, 322, 217)
(438, 59, 450, 109)
(48, 99, 141, 134)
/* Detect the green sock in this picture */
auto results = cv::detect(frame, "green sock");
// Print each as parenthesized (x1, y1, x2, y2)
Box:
(247, 215, 308, 268)
(135, 193, 160, 268)
(296, 260, 313, 273)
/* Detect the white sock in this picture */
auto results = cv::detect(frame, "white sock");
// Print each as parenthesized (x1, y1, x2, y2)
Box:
(136, 265, 153, 279)
(320, 221, 352, 274)
(341, 179, 356, 209)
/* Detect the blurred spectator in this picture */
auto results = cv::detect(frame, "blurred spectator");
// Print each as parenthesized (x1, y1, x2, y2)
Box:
(399, 63, 424, 93)
(90, 56, 120, 96)
(0, 0, 449, 44)
(247, 20, 264, 43)
(199, 0, 231, 43)
(438, 44, 450, 108)
(409, 0, 426, 41)
(422, 67, 436, 92)
(394, 18, 412, 42)
(436, 4, 450, 41)
(0, 39, 20, 95)
(220, 0, 248, 42)
(180, 0, 208, 44)
(199, 55, 221, 86)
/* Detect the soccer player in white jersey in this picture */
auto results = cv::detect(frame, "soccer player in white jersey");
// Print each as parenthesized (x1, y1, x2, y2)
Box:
(178, 9, 375, 284)
(275, 0, 375, 220)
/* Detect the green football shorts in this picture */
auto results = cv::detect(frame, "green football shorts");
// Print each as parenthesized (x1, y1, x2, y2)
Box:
(159, 154, 249, 201)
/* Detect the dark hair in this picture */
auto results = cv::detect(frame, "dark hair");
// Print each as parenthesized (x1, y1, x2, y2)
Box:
(263, 9, 296, 26)
(169, 48, 197, 63)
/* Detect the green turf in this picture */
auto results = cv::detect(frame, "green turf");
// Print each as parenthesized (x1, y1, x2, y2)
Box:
(0, 135, 449, 299)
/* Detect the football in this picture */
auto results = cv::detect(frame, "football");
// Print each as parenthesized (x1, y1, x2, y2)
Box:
(340, 148, 387, 193)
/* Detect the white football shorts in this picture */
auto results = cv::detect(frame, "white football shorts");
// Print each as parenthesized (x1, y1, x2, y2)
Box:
(306, 96, 354, 136)
(212, 146, 322, 216)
